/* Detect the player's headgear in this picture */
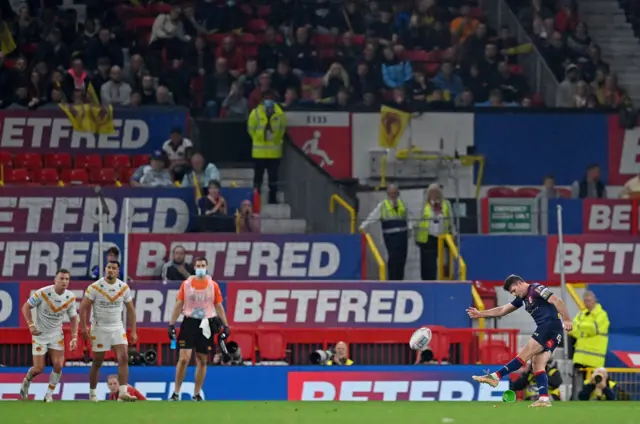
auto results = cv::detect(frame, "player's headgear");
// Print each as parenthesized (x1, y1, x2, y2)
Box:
(503, 274, 524, 291)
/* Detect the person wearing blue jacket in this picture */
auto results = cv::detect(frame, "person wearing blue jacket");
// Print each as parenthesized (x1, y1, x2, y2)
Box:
(381, 47, 412, 89)
(90, 247, 122, 280)
(432, 61, 464, 101)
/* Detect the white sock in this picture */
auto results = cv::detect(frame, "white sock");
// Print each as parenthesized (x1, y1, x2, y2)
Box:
(490, 372, 499, 379)
(46, 372, 61, 395)
(25, 369, 34, 381)
(89, 388, 97, 398)
(119, 384, 128, 395)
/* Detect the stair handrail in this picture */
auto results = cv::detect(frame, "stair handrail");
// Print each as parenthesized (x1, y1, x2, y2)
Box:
(329, 194, 356, 234)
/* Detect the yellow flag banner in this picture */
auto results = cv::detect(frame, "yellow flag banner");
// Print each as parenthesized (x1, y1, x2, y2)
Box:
(0, 20, 16, 56)
(379, 105, 410, 149)
(504, 43, 533, 55)
(58, 103, 116, 135)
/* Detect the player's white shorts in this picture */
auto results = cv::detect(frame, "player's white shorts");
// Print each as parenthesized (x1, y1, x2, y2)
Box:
(90, 327, 128, 352)
(32, 330, 64, 356)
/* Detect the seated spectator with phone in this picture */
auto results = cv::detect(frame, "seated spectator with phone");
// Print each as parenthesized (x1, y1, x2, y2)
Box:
(196, 181, 234, 232)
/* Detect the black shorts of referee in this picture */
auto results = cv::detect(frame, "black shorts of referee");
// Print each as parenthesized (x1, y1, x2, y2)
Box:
(177, 317, 219, 355)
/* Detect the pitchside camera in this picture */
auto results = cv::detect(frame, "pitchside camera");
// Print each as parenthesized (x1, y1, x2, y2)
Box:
(310, 349, 335, 365)
(128, 349, 157, 366)
(220, 340, 243, 365)
(419, 349, 434, 363)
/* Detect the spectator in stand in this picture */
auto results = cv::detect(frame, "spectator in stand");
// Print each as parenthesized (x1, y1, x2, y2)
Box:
(62, 58, 92, 103)
(557, 63, 580, 107)
(198, 180, 228, 217)
(336, 31, 360, 71)
(182, 4, 208, 38)
(271, 57, 300, 99)
(598, 74, 623, 109)
(497, 26, 519, 64)
(351, 61, 379, 102)
(479, 43, 499, 81)
(101, 66, 132, 106)
(336, 88, 350, 109)
(410, 69, 435, 103)
(186, 36, 214, 77)
(425, 20, 452, 51)
(249, 71, 275, 110)
(518, 0, 553, 33)
(157, 86, 175, 106)
(361, 42, 381, 79)
(15, 6, 41, 45)
(382, 47, 412, 89)
(454, 88, 474, 107)
(555, 3, 578, 35)
(572, 164, 607, 199)
(213, 0, 246, 33)
(161, 246, 195, 284)
(236, 200, 261, 233)
(258, 26, 288, 71)
(87, 28, 124, 70)
(57, 9, 81, 48)
(290, 27, 319, 74)
(181, 152, 221, 189)
(311, 0, 341, 34)
(73, 18, 99, 54)
(160, 58, 192, 107)
(163, 127, 193, 181)
(282, 87, 299, 108)
(27, 70, 47, 109)
(140, 75, 157, 105)
(9, 57, 29, 89)
(364, 0, 381, 28)
(354, 89, 378, 111)
(536, 175, 562, 200)
(130, 151, 174, 188)
(581, 44, 609, 84)
(621, 172, 640, 199)
(8, 87, 30, 109)
(342, 1, 366, 34)
(432, 61, 463, 102)
(204, 58, 235, 117)
(450, 2, 479, 45)
(217, 36, 245, 78)
(239, 58, 259, 97)
(322, 62, 350, 98)
(130, 92, 142, 107)
(475, 89, 518, 107)
(462, 22, 488, 68)
(92, 57, 111, 99)
(567, 22, 592, 58)
(34, 28, 70, 72)
(491, 61, 529, 103)
(368, 6, 397, 46)
(124, 54, 146, 91)
(619, 94, 638, 128)
(574, 81, 590, 108)
(542, 31, 570, 81)
(387, 87, 413, 111)
(464, 63, 489, 103)
(149, 6, 191, 70)
(269, 0, 296, 31)
(221, 81, 249, 118)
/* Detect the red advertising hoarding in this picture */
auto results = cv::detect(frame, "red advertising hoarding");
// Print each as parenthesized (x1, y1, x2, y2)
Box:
(582, 199, 639, 235)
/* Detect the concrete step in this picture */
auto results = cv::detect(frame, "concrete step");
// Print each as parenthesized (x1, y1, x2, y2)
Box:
(261, 203, 292, 219)
(260, 218, 307, 234)
(219, 167, 254, 181)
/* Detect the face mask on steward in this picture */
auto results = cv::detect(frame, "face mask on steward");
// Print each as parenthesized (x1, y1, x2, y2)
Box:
(195, 268, 207, 278)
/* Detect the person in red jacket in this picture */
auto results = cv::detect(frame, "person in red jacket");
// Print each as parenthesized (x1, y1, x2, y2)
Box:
(107, 375, 146, 401)
(216, 36, 245, 78)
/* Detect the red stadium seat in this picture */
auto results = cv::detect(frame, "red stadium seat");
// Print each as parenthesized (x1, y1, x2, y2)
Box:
(558, 187, 572, 198)
(246, 19, 267, 33)
(91, 168, 118, 185)
(104, 154, 132, 169)
(257, 5, 272, 17)
(515, 187, 540, 197)
(428, 333, 451, 363)
(230, 332, 256, 363)
(117, 167, 134, 184)
(312, 34, 336, 46)
(36, 168, 60, 186)
(479, 340, 511, 364)
(75, 154, 102, 170)
(64, 330, 87, 361)
(239, 33, 257, 45)
(0, 151, 13, 168)
(44, 152, 72, 169)
(319, 48, 336, 60)
(14, 152, 42, 170)
(404, 50, 431, 62)
(133, 154, 151, 168)
(351, 34, 365, 46)
(244, 44, 258, 57)
(130, 17, 155, 30)
(61, 168, 89, 185)
(486, 186, 516, 198)
(256, 332, 286, 360)
(4, 168, 31, 184)
(302, 77, 323, 89)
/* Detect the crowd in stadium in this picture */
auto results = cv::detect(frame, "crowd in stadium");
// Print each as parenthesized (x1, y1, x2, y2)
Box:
(0, 0, 629, 112)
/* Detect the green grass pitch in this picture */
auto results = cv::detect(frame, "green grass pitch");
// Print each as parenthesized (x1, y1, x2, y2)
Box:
(3, 401, 640, 424)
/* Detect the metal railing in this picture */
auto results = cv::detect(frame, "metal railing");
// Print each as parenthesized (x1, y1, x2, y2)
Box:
(329, 194, 356, 233)
(364, 232, 386, 280)
(480, 0, 560, 106)
(280, 138, 357, 233)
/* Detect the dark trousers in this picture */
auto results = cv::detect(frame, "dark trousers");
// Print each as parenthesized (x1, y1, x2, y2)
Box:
(384, 231, 408, 280)
(418, 237, 439, 280)
(254, 158, 280, 204)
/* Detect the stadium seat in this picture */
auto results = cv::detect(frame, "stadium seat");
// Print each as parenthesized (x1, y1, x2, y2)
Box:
(44, 152, 72, 169)
(61, 168, 89, 185)
(256, 5, 271, 17)
(256, 332, 286, 360)
(117, 167, 134, 184)
(104, 154, 132, 169)
(246, 19, 267, 33)
(230, 332, 256, 363)
(4, 168, 31, 184)
(428, 333, 451, 363)
(404, 50, 431, 62)
(351, 34, 365, 46)
(14, 152, 42, 170)
(312, 34, 336, 46)
(479, 340, 511, 364)
(515, 187, 540, 198)
(130, 17, 155, 31)
(133, 154, 151, 168)
(75, 154, 102, 169)
(35, 168, 60, 186)
(486, 186, 516, 198)
(91, 168, 118, 185)
(64, 330, 87, 361)
(558, 187, 572, 198)
(239, 33, 257, 45)
(0, 151, 13, 168)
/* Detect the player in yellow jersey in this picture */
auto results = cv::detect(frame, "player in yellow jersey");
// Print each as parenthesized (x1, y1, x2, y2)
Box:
(20, 269, 78, 402)
(79, 261, 137, 402)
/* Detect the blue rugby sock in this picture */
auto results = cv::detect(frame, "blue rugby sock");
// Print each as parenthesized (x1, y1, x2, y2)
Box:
(492, 356, 525, 379)
(535, 371, 549, 399)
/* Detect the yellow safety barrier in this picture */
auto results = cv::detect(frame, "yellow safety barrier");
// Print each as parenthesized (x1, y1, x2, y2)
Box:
(364, 232, 386, 281)
(329, 194, 356, 234)
(567, 283, 586, 310)
(379, 151, 485, 198)
(584, 368, 639, 400)
(471, 284, 486, 332)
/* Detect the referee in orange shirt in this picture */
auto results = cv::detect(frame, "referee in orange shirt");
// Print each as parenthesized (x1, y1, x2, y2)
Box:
(167, 257, 230, 401)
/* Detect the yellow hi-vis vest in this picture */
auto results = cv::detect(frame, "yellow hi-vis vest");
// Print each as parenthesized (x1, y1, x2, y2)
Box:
(571, 303, 610, 368)
(248, 104, 286, 159)
(380, 199, 408, 233)
(583, 379, 616, 400)
(415, 200, 450, 244)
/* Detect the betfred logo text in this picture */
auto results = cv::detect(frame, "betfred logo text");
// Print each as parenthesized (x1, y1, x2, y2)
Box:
(548, 235, 640, 282)
(287, 372, 509, 401)
(226, 283, 425, 327)
(128, 234, 362, 280)
(607, 116, 640, 185)
(583, 199, 639, 235)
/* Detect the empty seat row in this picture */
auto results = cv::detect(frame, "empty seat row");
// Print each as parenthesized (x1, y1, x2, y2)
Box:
(3, 167, 134, 186)
(486, 186, 572, 198)
(0, 152, 151, 171)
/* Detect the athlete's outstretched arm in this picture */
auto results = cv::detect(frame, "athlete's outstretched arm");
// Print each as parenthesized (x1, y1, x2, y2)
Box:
(548, 295, 573, 331)
(467, 303, 518, 319)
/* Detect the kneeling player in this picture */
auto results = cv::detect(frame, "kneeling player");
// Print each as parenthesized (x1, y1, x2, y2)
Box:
(20, 269, 79, 402)
(107, 375, 146, 400)
(79, 261, 138, 402)
(466, 275, 573, 408)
